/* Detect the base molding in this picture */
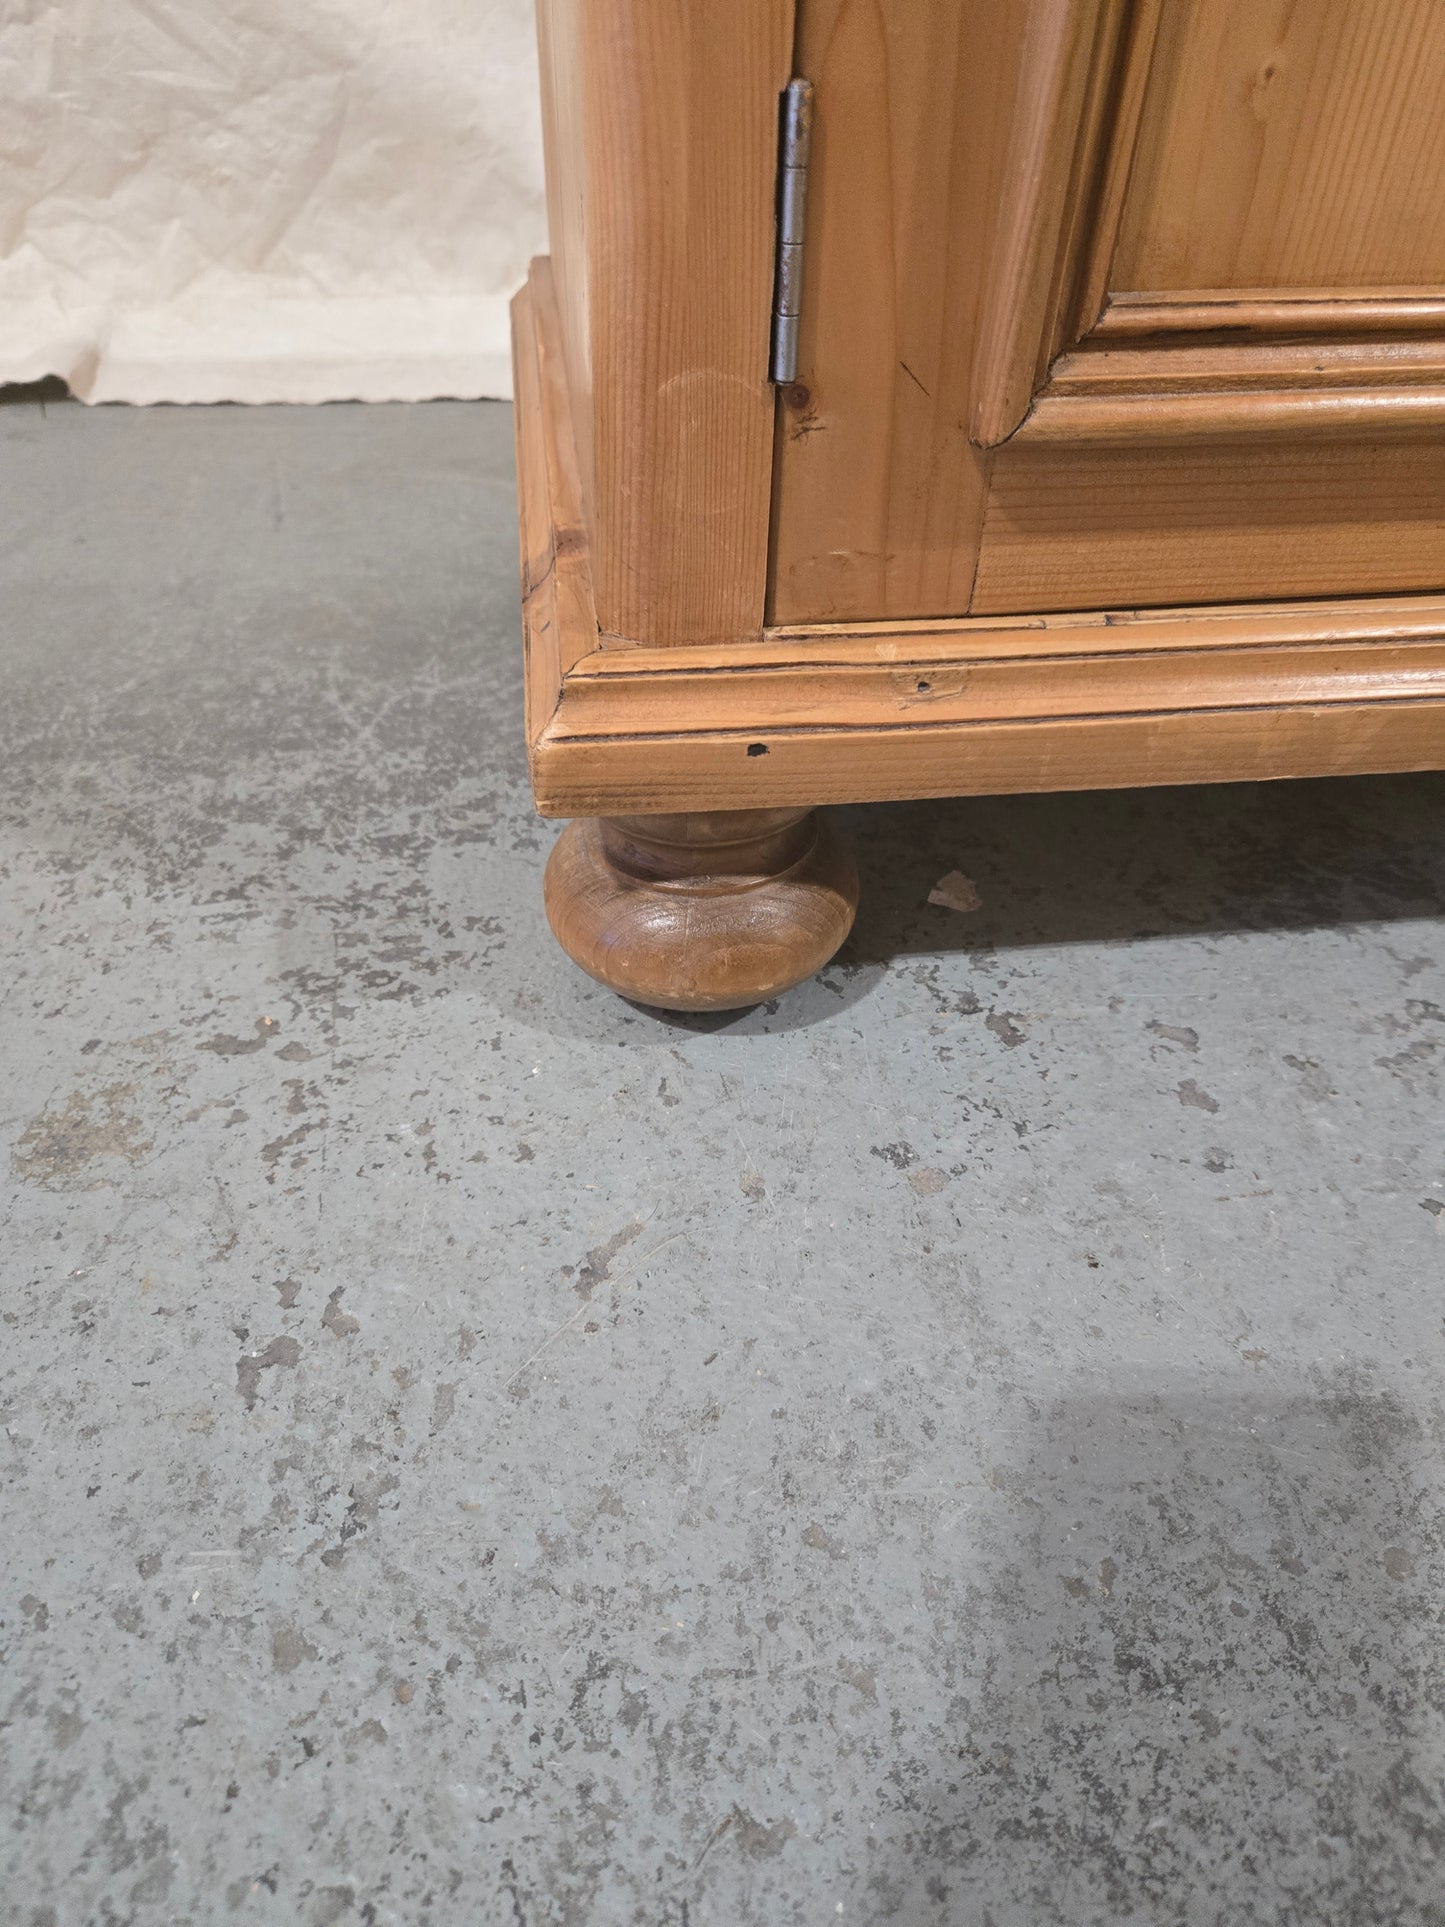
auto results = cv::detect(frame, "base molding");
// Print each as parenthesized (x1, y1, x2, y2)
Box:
(513, 257, 1445, 819)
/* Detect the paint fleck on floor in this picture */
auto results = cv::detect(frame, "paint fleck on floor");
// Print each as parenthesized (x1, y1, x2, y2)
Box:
(3, 396, 1444, 1927)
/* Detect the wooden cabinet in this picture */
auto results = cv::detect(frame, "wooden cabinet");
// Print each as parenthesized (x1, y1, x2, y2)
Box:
(513, 0, 1445, 1010)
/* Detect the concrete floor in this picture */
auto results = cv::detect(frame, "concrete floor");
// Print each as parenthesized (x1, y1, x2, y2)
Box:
(2, 394, 1444, 1927)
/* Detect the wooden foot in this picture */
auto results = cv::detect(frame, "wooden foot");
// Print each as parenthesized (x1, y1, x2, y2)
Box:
(544, 809, 858, 1012)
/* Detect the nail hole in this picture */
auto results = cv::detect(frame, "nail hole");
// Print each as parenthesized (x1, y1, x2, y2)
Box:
(747, 742, 769, 757)
(916, 679, 931, 693)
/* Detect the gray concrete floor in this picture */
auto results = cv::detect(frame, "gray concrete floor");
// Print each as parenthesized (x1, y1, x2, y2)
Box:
(2, 394, 1444, 1927)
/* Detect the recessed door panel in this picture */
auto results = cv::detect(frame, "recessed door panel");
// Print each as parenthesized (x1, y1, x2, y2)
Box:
(773, 0, 1445, 624)
(1113, 0, 1445, 295)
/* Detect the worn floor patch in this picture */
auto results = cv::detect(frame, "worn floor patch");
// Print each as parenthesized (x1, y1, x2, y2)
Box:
(12, 1082, 154, 1186)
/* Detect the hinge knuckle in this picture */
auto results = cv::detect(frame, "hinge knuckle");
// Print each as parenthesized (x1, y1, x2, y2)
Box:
(770, 78, 814, 386)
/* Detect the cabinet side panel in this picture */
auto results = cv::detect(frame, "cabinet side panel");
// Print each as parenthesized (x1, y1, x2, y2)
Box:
(535, 0, 595, 539)
(551, 0, 793, 648)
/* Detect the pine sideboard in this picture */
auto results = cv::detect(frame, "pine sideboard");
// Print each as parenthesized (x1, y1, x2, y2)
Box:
(512, 0, 1445, 1010)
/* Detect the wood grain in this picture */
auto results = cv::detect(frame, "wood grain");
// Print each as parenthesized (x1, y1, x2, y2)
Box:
(974, 439, 1445, 613)
(768, 0, 1030, 625)
(519, 1, 1445, 1008)
(606, 595, 1445, 666)
(1013, 388, 1445, 445)
(767, 0, 1445, 620)
(1018, 317, 1445, 444)
(535, 702, 1445, 817)
(1047, 339, 1445, 397)
(534, 0, 791, 646)
(512, 260, 596, 763)
(1039, 1, 1445, 444)
(555, 639, 1445, 737)
(1094, 292, 1445, 338)
(970, 0, 1123, 446)
(544, 809, 858, 1010)
(1113, 0, 1445, 293)
(514, 247, 1445, 816)
(533, 0, 593, 542)
(963, 0, 1445, 603)
(1069, 0, 1164, 341)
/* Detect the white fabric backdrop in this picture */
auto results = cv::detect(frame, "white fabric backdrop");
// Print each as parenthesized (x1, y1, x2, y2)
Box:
(0, 0, 546, 402)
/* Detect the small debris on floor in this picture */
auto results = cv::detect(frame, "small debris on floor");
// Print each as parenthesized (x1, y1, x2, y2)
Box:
(928, 868, 982, 912)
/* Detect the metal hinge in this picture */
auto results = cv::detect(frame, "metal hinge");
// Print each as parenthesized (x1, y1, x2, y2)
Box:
(769, 78, 814, 385)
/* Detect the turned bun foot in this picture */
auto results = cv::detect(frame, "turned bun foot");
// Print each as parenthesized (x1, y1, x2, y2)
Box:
(543, 808, 858, 1012)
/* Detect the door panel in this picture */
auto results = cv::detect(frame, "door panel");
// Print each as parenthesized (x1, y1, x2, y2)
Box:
(767, 0, 1038, 626)
(1113, 0, 1445, 293)
(973, 439, 1445, 615)
(774, 0, 1445, 624)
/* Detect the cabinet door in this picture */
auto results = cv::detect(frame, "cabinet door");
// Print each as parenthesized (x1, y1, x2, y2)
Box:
(771, 0, 1445, 624)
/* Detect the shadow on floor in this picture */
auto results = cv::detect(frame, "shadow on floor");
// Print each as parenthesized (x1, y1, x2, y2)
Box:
(624, 772, 1445, 1037)
(835, 770, 1445, 972)
(0, 375, 72, 408)
(886, 1373, 1445, 1924)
